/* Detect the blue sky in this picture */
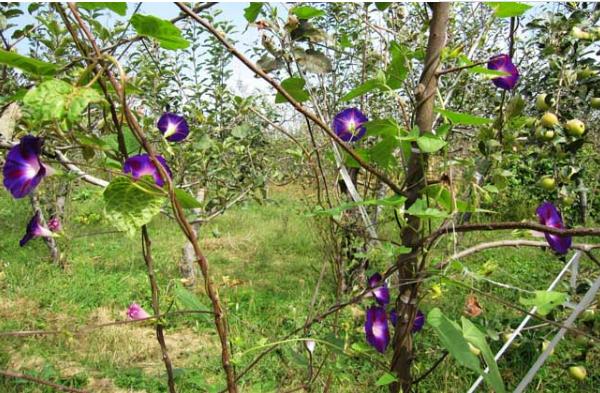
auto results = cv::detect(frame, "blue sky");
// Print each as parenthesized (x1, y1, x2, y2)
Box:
(9, 2, 271, 93)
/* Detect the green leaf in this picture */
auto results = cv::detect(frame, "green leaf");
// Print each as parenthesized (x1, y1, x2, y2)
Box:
(290, 5, 325, 19)
(375, 3, 392, 11)
(257, 54, 284, 73)
(0, 48, 58, 76)
(367, 136, 398, 168)
(175, 188, 203, 209)
(386, 42, 409, 89)
(243, 2, 264, 23)
(130, 14, 190, 50)
(231, 124, 251, 139)
(23, 79, 103, 122)
(364, 118, 401, 138)
(406, 198, 449, 219)
(375, 372, 398, 386)
(435, 108, 492, 126)
(78, 2, 127, 16)
(416, 133, 447, 153)
(462, 318, 506, 393)
(67, 86, 104, 121)
(275, 77, 310, 104)
(486, 2, 532, 18)
(103, 176, 165, 236)
(174, 283, 211, 323)
(340, 79, 385, 102)
(519, 291, 568, 316)
(427, 308, 483, 374)
(297, 49, 332, 74)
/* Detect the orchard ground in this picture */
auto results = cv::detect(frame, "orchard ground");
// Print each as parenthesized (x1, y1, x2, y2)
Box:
(0, 184, 598, 392)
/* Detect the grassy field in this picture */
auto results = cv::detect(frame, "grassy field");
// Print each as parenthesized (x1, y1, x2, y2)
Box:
(0, 185, 598, 392)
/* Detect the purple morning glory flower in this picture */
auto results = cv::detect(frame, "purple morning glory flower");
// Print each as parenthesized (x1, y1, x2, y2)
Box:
(536, 202, 572, 254)
(365, 306, 390, 353)
(390, 309, 398, 327)
(368, 273, 390, 306)
(332, 108, 368, 142)
(487, 54, 519, 90)
(20, 211, 54, 247)
(123, 154, 172, 187)
(389, 309, 424, 333)
(3, 135, 53, 199)
(157, 113, 189, 142)
(412, 310, 425, 333)
(126, 303, 151, 320)
(48, 217, 61, 232)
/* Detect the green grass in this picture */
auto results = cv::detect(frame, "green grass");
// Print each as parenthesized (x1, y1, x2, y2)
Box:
(0, 185, 599, 392)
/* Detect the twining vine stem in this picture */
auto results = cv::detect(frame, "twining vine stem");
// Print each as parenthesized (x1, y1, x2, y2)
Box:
(66, 4, 238, 392)
(142, 226, 176, 393)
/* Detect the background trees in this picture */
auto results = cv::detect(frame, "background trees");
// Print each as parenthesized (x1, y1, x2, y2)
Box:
(1, 2, 600, 392)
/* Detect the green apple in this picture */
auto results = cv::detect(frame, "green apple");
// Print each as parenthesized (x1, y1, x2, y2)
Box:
(577, 67, 597, 80)
(539, 176, 556, 191)
(468, 342, 481, 356)
(590, 97, 600, 109)
(572, 26, 592, 40)
(540, 112, 559, 128)
(581, 309, 596, 322)
(561, 195, 575, 206)
(535, 94, 555, 111)
(542, 130, 555, 141)
(574, 335, 589, 347)
(541, 339, 554, 355)
(568, 366, 587, 381)
(565, 119, 585, 137)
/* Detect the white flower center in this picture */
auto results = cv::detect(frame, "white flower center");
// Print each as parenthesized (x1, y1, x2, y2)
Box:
(24, 164, 38, 179)
(372, 322, 385, 338)
(164, 123, 178, 138)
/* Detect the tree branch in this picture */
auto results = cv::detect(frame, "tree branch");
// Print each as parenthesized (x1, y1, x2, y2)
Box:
(437, 240, 600, 269)
(66, 4, 238, 392)
(424, 221, 600, 248)
(0, 369, 90, 393)
(174, 2, 404, 196)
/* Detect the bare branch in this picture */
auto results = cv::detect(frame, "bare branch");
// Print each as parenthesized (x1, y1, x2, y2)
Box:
(174, 2, 404, 196)
(0, 369, 90, 393)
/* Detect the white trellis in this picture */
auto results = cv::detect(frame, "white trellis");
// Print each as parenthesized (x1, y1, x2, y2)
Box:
(467, 251, 600, 393)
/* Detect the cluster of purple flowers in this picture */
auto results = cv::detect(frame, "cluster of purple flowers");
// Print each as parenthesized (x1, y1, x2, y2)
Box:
(2, 113, 189, 247)
(364, 273, 425, 353)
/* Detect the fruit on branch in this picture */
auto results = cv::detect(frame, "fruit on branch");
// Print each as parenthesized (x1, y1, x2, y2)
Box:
(536, 128, 555, 141)
(576, 67, 597, 80)
(539, 176, 556, 191)
(540, 112, 559, 128)
(536, 94, 554, 111)
(541, 339, 555, 355)
(565, 119, 585, 137)
(571, 26, 592, 40)
(591, 97, 600, 109)
(568, 366, 587, 381)
(574, 335, 589, 347)
(560, 194, 575, 206)
(581, 308, 596, 322)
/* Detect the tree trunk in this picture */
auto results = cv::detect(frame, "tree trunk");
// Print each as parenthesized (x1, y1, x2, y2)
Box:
(390, 3, 450, 392)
